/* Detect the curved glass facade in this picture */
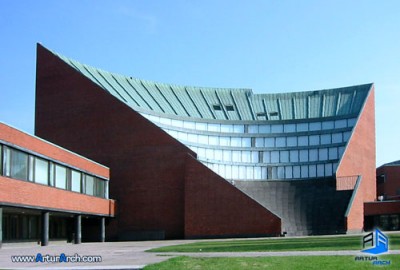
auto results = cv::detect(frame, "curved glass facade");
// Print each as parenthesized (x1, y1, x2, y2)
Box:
(140, 113, 356, 181)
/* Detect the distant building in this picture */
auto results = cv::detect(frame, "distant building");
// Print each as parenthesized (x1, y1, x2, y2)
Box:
(0, 122, 115, 246)
(364, 161, 400, 231)
(34, 44, 376, 239)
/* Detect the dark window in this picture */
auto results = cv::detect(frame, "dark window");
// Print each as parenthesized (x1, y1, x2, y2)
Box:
(256, 112, 268, 117)
(213, 104, 222, 110)
(225, 105, 234, 111)
(269, 111, 279, 117)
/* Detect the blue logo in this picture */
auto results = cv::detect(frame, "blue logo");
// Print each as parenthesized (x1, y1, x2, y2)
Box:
(362, 228, 388, 255)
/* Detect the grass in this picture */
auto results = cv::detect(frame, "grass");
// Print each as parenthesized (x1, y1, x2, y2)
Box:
(148, 234, 400, 252)
(143, 255, 399, 270)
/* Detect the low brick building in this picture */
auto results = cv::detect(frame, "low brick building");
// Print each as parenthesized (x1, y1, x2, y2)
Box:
(0, 122, 115, 245)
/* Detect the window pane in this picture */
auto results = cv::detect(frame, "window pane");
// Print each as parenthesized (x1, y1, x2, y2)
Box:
(321, 134, 331, 144)
(290, 150, 299, 162)
(301, 165, 309, 178)
(233, 125, 245, 133)
(309, 165, 317, 177)
(347, 118, 357, 127)
(255, 138, 264, 147)
(265, 138, 275, 147)
(332, 133, 342, 143)
(223, 150, 232, 162)
(293, 166, 301, 178)
(71, 170, 81, 192)
(319, 148, 328, 161)
(259, 125, 270, 133)
(277, 166, 285, 179)
(230, 137, 240, 147)
(214, 150, 223, 160)
(55, 164, 67, 189)
(325, 163, 333, 176)
(271, 151, 279, 163)
(232, 166, 239, 178)
(322, 121, 334, 130)
(309, 122, 321, 131)
(10, 149, 29, 180)
(248, 125, 258, 133)
(280, 151, 289, 162)
(317, 164, 325, 177)
(276, 137, 286, 147)
(196, 122, 207, 131)
(309, 135, 319, 145)
(225, 165, 232, 179)
(271, 124, 283, 133)
(297, 123, 308, 132)
(335, 119, 347, 129)
(198, 135, 208, 144)
(208, 123, 220, 132)
(329, 147, 338, 160)
(284, 124, 296, 133)
(232, 151, 241, 162)
(241, 138, 251, 147)
(299, 150, 308, 162)
(254, 167, 262, 180)
(242, 151, 251, 162)
(309, 149, 318, 161)
(287, 137, 297, 147)
(239, 166, 246, 179)
(343, 131, 351, 142)
(251, 151, 259, 163)
(285, 166, 293, 179)
(35, 158, 49, 185)
(209, 136, 219, 145)
(96, 179, 105, 198)
(85, 175, 94, 196)
(263, 151, 270, 163)
(298, 136, 308, 146)
(246, 167, 254, 179)
(220, 137, 230, 146)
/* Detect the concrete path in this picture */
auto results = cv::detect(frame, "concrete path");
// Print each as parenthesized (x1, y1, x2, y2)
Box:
(0, 239, 398, 269)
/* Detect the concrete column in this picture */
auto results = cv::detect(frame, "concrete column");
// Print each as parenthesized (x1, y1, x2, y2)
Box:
(41, 211, 49, 246)
(74, 215, 81, 244)
(100, 217, 105, 242)
(0, 208, 3, 248)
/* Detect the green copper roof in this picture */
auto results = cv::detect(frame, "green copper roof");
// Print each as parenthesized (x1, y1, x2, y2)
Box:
(53, 50, 373, 122)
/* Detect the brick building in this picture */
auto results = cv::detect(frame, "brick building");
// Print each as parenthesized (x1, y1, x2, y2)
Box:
(364, 161, 400, 231)
(34, 44, 376, 240)
(0, 122, 115, 246)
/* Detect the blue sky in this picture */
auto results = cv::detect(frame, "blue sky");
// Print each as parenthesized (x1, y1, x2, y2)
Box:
(1, 0, 399, 166)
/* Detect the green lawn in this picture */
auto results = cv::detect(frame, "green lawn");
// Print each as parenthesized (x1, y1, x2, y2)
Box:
(149, 234, 400, 252)
(144, 255, 398, 270)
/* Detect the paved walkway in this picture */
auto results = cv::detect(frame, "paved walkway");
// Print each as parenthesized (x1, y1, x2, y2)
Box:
(0, 239, 398, 270)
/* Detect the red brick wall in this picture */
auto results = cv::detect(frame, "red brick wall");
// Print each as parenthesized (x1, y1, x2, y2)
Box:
(0, 123, 108, 179)
(35, 44, 196, 239)
(35, 44, 282, 240)
(184, 155, 281, 238)
(336, 86, 376, 232)
(376, 166, 400, 198)
(0, 176, 113, 215)
(365, 201, 400, 216)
